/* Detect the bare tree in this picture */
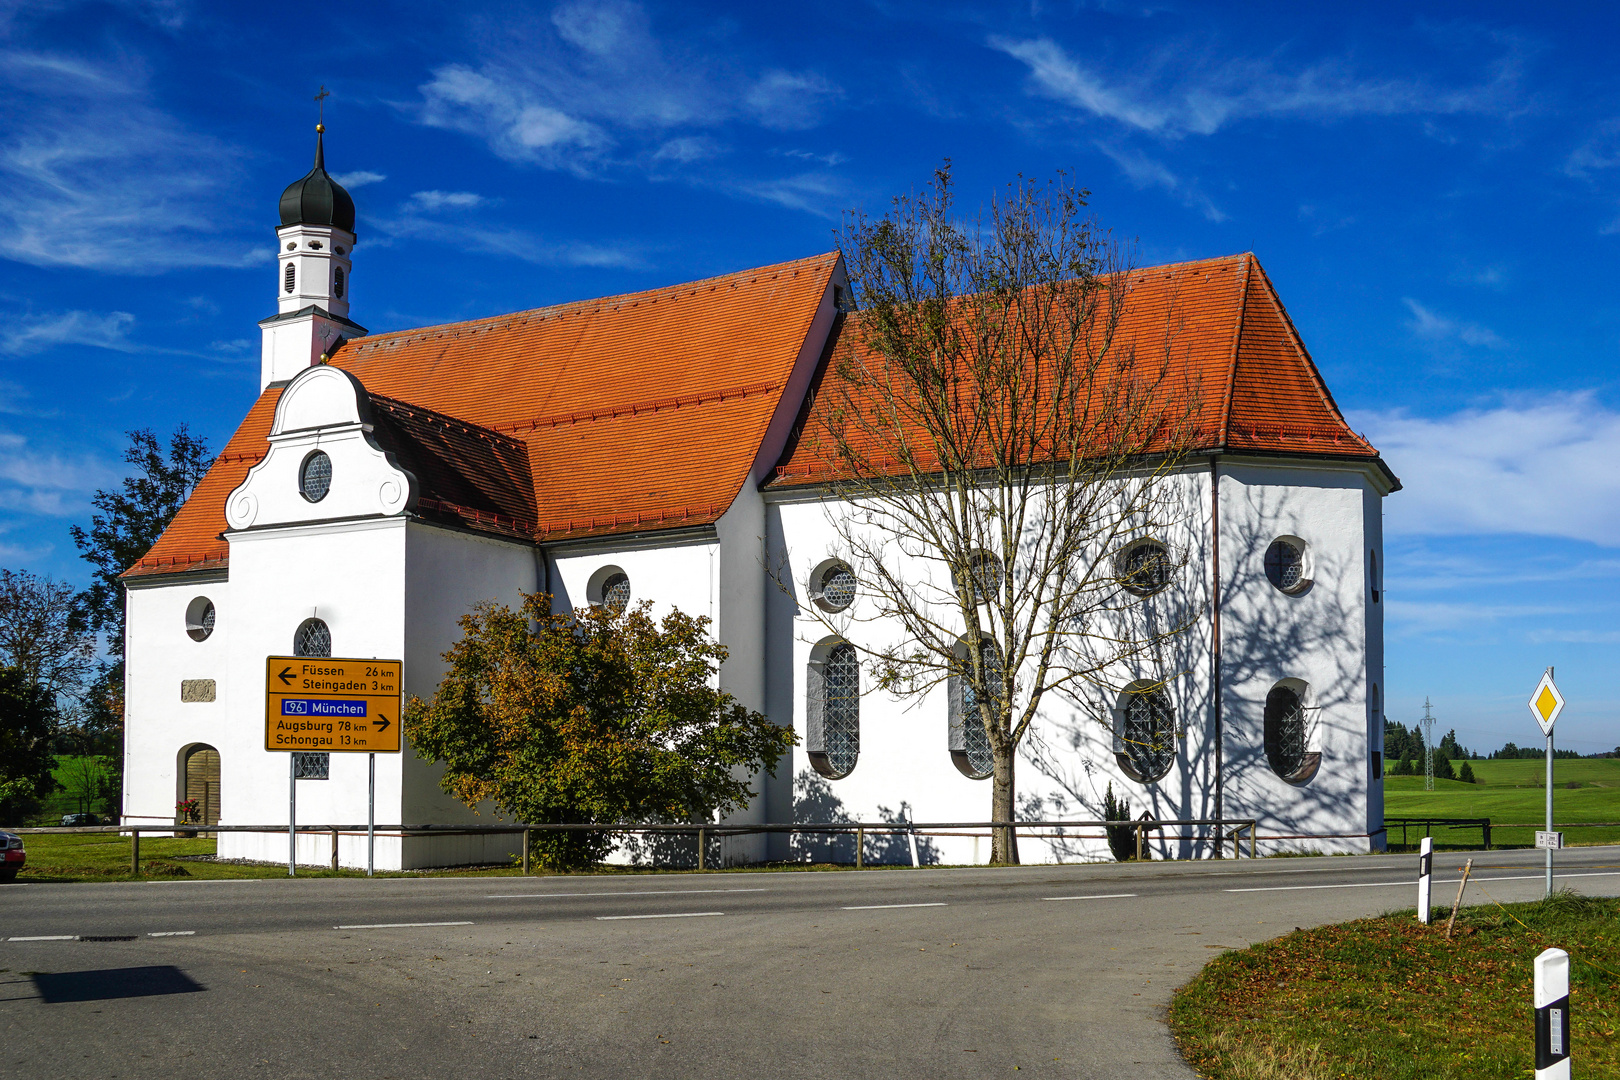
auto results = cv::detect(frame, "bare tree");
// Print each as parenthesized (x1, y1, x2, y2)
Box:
(800, 167, 1203, 863)
(0, 569, 96, 702)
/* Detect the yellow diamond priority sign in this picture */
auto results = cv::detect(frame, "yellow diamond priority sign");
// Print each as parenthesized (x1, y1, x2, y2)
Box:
(1528, 667, 1564, 738)
(265, 656, 403, 753)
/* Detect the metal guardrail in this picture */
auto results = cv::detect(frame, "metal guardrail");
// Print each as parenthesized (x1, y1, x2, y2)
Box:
(11, 817, 1262, 873)
(1385, 817, 1493, 850)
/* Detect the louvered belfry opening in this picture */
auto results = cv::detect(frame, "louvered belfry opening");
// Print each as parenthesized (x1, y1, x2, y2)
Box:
(183, 745, 221, 833)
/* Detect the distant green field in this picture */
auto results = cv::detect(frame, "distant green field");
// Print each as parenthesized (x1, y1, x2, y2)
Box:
(1383, 757, 1620, 848)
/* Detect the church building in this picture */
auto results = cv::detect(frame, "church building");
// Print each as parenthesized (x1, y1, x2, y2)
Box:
(120, 132, 1400, 868)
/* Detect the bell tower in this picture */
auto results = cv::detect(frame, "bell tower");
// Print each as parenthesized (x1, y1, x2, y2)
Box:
(259, 103, 367, 390)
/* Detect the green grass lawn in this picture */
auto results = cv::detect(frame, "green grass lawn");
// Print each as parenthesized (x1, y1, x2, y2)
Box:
(1171, 892, 1620, 1080)
(1384, 757, 1620, 849)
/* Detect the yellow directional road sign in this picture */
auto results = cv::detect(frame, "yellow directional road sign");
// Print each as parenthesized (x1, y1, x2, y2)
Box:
(264, 656, 403, 753)
(1528, 667, 1565, 738)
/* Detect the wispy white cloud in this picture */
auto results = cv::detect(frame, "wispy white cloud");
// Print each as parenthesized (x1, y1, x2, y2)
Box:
(405, 190, 484, 212)
(414, 1, 840, 178)
(0, 309, 135, 355)
(989, 35, 1520, 138)
(735, 172, 851, 219)
(0, 429, 115, 516)
(1094, 142, 1225, 222)
(1403, 298, 1506, 349)
(1353, 393, 1620, 546)
(377, 213, 645, 269)
(0, 48, 261, 270)
(331, 169, 387, 189)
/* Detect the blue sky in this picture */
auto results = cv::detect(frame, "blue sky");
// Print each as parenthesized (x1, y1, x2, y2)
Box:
(1, 1, 1618, 754)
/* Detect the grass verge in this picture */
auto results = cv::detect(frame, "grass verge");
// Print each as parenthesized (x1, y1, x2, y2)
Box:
(9, 832, 969, 882)
(1170, 892, 1620, 1080)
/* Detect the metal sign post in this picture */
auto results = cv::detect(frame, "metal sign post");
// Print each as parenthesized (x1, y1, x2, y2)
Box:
(367, 752, 376, 877)
(1529, 667, 1565, 900)
(288, 753, 296, 876)
(266, 656, 404, 876)
(1534, 948, 1571, 1079)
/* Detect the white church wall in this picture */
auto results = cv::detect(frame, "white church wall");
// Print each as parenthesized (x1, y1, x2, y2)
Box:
(396, 521, 540, 869)
(215, 517, 408, 867)
(763, 457, 1385, 865)
(124, 573, 231, 828)
(1216, 459, 1384, 855)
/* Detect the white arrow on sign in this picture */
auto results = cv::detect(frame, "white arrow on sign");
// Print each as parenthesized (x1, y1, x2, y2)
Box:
(1528, 668, 1565, 737)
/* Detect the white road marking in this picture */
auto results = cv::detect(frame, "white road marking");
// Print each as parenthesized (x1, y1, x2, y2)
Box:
(596, 911, 725, 921)
(146, 879, 262, 884)
(1042, 893, 1137, 901)
(148, 931, 196, 937)
(488, 888, 767, 899)
(1226, 870, 1620, 894)
(840, 903, 947, 910)
(8, 935, 76, 941)
(334, 921, 475, 929)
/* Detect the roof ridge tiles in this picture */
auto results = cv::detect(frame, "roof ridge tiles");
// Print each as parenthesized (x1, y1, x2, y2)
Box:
(492, 380, 785, 435)
(339, 250, 839, 351)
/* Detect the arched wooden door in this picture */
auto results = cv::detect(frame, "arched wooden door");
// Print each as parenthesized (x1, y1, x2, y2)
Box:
(183, 745, 221, 829)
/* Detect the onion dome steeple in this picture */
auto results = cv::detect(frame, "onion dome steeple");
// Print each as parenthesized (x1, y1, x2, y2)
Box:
(278, 124, 356, 235)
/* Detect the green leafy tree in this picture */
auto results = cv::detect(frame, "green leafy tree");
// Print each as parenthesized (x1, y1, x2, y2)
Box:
(1457, 760, 1477, 785)
(71, 426, 213, 658)
(1393, 755, 1414, 776)
(68, 426, 211, 807)
(405, 594, 796, 870)
(0, 665, 58, 825)
(1431, 749, 1456, 781)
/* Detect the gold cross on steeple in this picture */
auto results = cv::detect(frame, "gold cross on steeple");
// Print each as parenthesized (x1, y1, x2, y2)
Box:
(314, 86, 329, 132)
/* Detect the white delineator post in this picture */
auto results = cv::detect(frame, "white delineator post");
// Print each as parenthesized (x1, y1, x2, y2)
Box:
(1535, 948, 1571, 1079)
(1417, 836, 1433, 923)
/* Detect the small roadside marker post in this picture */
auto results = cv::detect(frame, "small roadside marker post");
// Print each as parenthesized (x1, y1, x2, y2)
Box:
(1417, 836, 1433, 924)
(1529, 667, 1565, 900)
(1534, 948, 1571, 1079)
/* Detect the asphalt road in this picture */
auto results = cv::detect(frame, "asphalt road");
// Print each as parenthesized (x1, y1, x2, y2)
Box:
(3, 846, 1618, 1079)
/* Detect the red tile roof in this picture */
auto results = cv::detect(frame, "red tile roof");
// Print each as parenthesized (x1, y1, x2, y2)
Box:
(769, 253, 1395, 487)
(126, 250, 1387, 581)
(127, 251, 840, 578)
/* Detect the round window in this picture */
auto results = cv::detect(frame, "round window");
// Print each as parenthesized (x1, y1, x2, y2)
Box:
(813, 561, 856, 613)
(185, 597, 215, 642)
(1117, 540, 1172, 596)
(300, 451, 332, 503)
(294, 618, 332, 658)
(965, 551, 1003, 605)
(601, 573, 631, 615)
(1265, 539, 1308, 594)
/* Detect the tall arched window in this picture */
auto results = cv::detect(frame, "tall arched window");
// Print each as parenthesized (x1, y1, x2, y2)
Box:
(1115, 683, 1176, 783)
(294, 618, 331, 658)
(334, 265, 346, 299)
(807, 642, 859, 778)
(284, 262, 296, 294)
(1264, 682, 1319, 782)
(950, 639, 1000, 779)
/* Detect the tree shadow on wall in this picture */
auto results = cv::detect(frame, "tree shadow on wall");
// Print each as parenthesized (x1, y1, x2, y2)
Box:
(1021, 481, 1374, 858)
(791, 771, 939, 866)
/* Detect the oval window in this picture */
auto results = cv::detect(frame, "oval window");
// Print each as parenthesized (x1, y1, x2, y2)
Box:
(185, 597, 216, 642)
(334, 265, 345, 299)
(1116, 683, 1175, 782)
(300, 451, 332, 503)
(951, 639, 1000, 779)
(1265, 539, 1308, 594)
(1264, 683, 1317, 781)
(808, 642, 860, 779)
(284, 262, 296, 293)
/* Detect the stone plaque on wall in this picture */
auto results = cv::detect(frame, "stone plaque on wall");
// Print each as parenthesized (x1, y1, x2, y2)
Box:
(180, 679, 216, 703)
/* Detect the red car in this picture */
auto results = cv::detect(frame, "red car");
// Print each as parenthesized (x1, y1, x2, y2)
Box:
(0, 831, 24, 882)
